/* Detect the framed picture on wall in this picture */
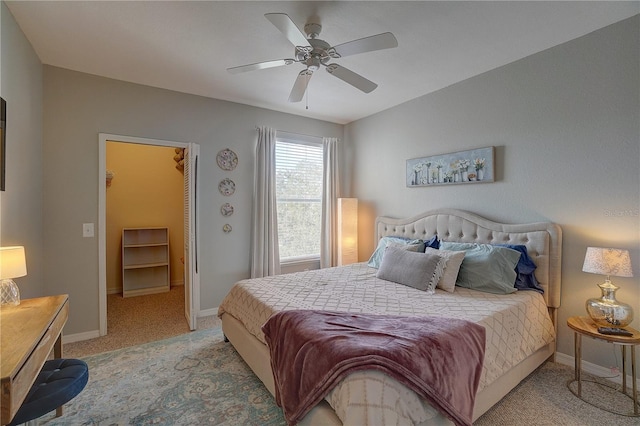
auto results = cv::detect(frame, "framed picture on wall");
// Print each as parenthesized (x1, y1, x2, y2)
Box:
(1, 97, 6, 191)
(406, 146, 495, 187)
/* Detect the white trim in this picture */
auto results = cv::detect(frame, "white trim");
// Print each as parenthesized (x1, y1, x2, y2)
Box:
(555, 351, 640, 388)
(98, 133, 199, 336)
(280, 255, 320, 265)
(198, 307, 218, 318)
(63, 329, 101, 344)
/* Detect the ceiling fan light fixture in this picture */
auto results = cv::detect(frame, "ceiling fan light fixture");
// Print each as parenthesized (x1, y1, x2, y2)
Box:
(308, 57, 321, 72)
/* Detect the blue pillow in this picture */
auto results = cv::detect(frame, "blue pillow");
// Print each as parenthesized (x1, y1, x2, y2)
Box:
(497, 244, 543, 294)
(425, 235, 440, 249)
(367, 237, 425, 268)
(440, 242, 521, 294)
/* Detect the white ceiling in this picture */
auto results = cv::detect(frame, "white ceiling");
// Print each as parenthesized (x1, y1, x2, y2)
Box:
(6, 1, 639, 124)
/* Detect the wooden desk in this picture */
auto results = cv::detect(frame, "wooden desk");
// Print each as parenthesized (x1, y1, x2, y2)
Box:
(1, 295, 69, 425)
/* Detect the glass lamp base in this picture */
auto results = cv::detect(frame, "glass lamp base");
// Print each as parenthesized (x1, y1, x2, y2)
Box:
(586, 280, 633, 327)
(0, 279, 20, 306)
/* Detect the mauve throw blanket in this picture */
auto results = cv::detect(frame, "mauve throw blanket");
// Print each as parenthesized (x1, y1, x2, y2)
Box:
(262, 310, 486, 426)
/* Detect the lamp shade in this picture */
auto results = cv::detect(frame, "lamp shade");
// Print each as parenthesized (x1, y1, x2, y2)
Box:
(582, 247, 633, 278)
(337, 198, 358, 266)
(0, 246, 27, 279)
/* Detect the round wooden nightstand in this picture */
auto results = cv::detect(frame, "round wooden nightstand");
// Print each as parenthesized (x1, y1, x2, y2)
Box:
(567, 316, 640, 417)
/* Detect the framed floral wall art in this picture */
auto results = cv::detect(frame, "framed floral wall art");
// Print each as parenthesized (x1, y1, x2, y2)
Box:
(406, 146, 495, 187)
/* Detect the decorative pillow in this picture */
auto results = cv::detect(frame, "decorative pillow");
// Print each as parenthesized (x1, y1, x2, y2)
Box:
(425, 235, 440, 249)
(386, 241, 423, 252)
(376, 246, 446, 293)
(440, 242, 521, 294)
(497, 244, 543, 293)
(424, 247, 465, 292)
(367, 237, 425, 268)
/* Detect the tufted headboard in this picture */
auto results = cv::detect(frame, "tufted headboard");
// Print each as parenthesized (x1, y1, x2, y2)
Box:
(375, 209, 562, 314)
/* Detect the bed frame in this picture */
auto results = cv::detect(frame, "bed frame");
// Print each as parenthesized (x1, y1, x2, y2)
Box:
(221, 208, 562, 424)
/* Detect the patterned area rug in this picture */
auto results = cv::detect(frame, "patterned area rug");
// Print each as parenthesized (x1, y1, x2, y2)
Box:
(40, 327, 285, 426)
(37, 327, 639, 425)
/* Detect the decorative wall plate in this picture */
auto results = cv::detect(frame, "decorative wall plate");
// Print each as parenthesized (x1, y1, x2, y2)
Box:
(217, 148, 238, 171)
(223, 224, 232, 233)
(218, 178, 236, 196)
(221, 203, 234, 217)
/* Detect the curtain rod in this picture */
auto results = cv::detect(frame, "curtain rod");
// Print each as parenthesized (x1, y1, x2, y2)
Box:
(254, 126, 340, 142)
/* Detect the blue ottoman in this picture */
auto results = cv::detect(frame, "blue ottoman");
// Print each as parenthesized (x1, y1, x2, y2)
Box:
(8, 359, 88, 425)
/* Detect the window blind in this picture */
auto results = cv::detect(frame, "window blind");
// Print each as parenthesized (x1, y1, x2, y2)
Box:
(275, 140, 323, 260)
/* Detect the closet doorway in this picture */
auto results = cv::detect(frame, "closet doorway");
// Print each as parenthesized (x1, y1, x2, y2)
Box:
(98, 133, 200, 337)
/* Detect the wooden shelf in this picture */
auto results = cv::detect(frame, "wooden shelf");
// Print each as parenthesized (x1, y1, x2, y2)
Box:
(122, 227, 170, 297)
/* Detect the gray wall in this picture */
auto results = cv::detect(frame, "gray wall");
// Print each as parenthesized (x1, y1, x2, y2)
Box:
(42, 67, 343, 335)
(346, 16, 639, 368)
(0, 3, 44, 297)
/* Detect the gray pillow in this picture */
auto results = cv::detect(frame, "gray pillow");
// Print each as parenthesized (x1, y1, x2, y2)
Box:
(376, 246, 446, 293)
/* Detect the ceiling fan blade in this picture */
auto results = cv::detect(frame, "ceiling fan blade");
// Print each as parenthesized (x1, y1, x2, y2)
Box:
(326, 64, 377, 93)
(227, 59, 295, 74)
(289, 69, 313, 102)
(331, 32, 398, 58)
(265, 13, 312, 49)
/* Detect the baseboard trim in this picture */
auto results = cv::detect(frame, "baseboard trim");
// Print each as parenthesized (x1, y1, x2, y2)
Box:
(63, 329, 101, 344)
(198, 307, 218, 318)
(555, 351, 640, 388)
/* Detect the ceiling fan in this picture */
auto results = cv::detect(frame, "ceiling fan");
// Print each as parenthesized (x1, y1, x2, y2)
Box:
(227, 13, 398, 102)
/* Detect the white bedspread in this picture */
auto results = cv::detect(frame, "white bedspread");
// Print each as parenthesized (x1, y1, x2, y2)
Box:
(218, 262, 555, 425)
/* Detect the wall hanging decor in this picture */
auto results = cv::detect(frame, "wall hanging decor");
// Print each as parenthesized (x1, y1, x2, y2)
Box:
(406, 146, 495, 187)
(106, 169, 115, 187)
(223, 224, 232, 233)
(173, 147, 185, 172)
(218, 178, 236, 196)
(220, 203, 234, 217)
(216, 148, 238, 171)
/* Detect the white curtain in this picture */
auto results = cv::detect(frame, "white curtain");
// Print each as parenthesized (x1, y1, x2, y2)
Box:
(320, 137, 341, 268)
(250, 126, 281, 278)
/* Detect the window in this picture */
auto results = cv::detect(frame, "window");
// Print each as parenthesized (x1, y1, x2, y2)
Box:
(275, 136, 323, 261)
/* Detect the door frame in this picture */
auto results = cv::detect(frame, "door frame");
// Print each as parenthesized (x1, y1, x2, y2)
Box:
(98, 133, 200, 335)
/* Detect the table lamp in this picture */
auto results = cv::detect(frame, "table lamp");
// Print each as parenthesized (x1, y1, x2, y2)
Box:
(582, 247, 634, 327)
(0, 246, 27, 306)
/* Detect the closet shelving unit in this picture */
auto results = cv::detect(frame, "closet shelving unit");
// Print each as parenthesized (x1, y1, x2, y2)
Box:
(122, 227, 170, 297)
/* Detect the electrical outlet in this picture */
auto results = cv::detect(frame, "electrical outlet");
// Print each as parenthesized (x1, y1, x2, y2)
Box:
(83, 223, 94, 238)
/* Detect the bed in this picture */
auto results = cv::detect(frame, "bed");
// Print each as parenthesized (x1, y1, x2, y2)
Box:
(218, 208, 562, 425)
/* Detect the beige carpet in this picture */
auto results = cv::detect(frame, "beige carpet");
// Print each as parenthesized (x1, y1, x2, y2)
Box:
(64, 286, 220, 357)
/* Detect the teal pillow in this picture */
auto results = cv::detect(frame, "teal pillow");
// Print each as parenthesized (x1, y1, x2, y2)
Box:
(367, 237, 425, 268)
(440, 242, 521, 294)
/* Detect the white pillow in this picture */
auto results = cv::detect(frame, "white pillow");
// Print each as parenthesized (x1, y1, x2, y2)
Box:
(424, 247, 465, 292)
(376, 246, 446, 293)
